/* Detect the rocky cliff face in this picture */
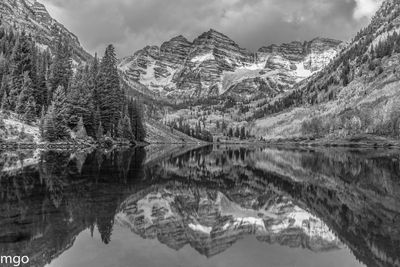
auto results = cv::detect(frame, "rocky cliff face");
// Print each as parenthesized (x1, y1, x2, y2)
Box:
(119, 30, 342, 103)
(258, 38, 342, 77)
(0, 0, 91, 64)
(224, 37, 343, 100)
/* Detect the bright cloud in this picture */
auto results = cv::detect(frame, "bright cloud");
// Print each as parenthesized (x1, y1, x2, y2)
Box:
(353, 0, 383, 20)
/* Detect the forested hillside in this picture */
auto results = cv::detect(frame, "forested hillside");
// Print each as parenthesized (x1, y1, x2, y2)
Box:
(253, 0, 400, 140)
(0, 19, 146, 144)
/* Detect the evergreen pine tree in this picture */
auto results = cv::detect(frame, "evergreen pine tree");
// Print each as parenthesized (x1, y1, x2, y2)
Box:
(93, 105, 101, 131)
(234, 127, 240, 138)
(341, 59, 351, 86)
(89, 53, 99, 106)
(0, 113, 5, 130)
(16, 72, 33, 115)
(0, 74, 9, 102)
(97, 45, 123, 135)
(117, 117, 123, 139)
(66, 66, 95, 135)
(34, 53, 49, 110)
(50, 35, 72, 94)
(1, 90, 10, 112)
(228, 127, 233, 137)
(23, 96, 36, 124)
(91, 53, 99, 79)
(0, 53, 6, 87)
(221, 121, 227, 131)
(29, 43, 39, 103)
(240, 126, 246, 140)
(61, 39, 73, 89)
(129, 99, 146, 141)
(46, 85, 69, 140)
(8, 31, 33, 109)
(121, 114, 133, 141)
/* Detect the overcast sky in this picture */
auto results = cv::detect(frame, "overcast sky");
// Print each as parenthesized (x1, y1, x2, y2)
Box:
(40, 0, 383, 58)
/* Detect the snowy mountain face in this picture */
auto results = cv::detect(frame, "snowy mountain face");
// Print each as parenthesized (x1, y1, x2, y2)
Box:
(118, 29, 342, 103)
(0, 0, 91, 64)
(258, 38, 343, 79)
(224, 37, 343, 101)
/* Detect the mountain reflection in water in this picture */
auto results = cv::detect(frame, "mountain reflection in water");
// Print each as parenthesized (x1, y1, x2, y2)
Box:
(0, 145, 399, 267)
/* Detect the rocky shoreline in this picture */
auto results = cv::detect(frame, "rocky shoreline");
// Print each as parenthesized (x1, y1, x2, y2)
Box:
(2, 134, 400, 150)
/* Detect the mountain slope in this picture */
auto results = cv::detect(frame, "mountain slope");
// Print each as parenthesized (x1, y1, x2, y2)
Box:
(119, 30, 342, 104)
(0, 0, 91, 64)
(253, 0, 400, 140)
(145, 119, 202, 144)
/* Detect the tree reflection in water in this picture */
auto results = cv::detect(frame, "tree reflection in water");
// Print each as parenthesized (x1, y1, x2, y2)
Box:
(0, 146, 398, 267)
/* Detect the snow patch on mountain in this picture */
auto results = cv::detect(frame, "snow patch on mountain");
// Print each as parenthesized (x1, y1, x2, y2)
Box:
(191, 53, 215, 63)
(188, 223, 213, 234)
(241, 61, 267, 71)
(294, 62, 313, 78)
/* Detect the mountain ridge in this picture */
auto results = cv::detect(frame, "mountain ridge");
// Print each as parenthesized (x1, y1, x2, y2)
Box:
(118, 29, 342, 103)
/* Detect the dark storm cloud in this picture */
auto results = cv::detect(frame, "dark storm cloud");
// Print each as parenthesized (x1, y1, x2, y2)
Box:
(41, 0, 383, 57)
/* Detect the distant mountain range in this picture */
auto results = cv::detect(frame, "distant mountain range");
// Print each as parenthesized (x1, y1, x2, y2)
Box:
(118, 29, 342, 103)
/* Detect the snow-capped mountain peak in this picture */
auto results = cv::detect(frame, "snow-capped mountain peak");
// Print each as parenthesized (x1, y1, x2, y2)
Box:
(118, 30, 342, 104)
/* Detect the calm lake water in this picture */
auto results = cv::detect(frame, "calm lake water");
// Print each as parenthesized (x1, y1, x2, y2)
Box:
(0, 145, 399, 267)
